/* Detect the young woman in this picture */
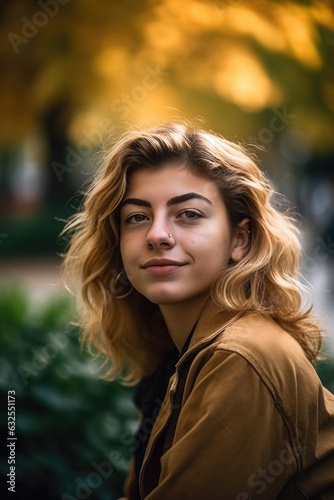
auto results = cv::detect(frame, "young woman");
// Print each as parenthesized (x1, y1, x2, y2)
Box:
(63, 123, 334, 499)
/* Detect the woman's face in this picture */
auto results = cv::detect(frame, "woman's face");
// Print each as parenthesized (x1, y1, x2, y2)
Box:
(120, 162, 248, 307)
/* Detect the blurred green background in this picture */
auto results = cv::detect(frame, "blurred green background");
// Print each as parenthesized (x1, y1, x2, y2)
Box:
(0, 0, 334, 498)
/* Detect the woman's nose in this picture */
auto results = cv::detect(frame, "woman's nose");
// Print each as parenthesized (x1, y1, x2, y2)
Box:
(146, 219, 175, 249)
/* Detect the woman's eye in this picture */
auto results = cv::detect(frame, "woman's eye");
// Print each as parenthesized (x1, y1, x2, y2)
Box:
(178, 210, 202, 220)
(125, 213, 148, 224)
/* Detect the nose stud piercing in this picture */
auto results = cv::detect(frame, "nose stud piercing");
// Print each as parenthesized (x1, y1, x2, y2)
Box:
(168, 233, 173, 238)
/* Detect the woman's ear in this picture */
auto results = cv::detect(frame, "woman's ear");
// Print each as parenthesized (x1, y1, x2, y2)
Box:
(230, 218, 251, 263)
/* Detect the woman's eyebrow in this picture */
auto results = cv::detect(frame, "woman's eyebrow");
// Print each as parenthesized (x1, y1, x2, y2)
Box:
(121, 198, 151, 208)
(121, 192, 212, 209)
(167, 192, 212, 206)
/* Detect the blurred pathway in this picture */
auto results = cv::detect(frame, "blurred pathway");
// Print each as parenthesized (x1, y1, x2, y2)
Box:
(0, 258, 66, 304)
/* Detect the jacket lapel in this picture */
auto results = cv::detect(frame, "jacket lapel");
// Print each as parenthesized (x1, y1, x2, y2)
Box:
(139, 300, 242, 498)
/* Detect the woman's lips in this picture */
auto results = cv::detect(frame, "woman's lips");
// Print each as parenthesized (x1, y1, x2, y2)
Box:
(141, 259, 186, 276)
(143, 264, 185, 276)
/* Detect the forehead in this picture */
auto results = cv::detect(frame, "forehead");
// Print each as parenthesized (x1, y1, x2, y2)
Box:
(125, 162, 220, 201)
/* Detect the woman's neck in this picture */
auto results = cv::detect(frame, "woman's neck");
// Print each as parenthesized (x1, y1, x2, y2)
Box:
(159, 293, 209, 352)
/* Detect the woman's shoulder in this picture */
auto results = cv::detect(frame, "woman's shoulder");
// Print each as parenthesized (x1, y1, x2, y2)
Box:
(213, 311, 321, 392)
(218, 311, 304, 357)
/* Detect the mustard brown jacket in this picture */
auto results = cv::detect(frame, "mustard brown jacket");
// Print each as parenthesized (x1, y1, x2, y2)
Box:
(125, 300, 334, 499)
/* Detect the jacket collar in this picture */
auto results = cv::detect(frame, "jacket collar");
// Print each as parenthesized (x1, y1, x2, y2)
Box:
(176, 298, 242, 367)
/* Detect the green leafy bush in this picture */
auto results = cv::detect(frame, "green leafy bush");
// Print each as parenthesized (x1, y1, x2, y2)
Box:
(0, 287, 137, 500)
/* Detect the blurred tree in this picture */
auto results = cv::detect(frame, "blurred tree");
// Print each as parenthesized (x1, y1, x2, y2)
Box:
(0, 0, 333, 255)
(0, 0, 333, 149)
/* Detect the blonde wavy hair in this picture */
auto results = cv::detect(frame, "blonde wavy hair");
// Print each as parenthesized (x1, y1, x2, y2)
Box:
(62, 123, 322, 384)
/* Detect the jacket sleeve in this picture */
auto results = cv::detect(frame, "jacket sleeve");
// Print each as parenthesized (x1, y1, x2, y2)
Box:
(145, 350, 299, 500)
